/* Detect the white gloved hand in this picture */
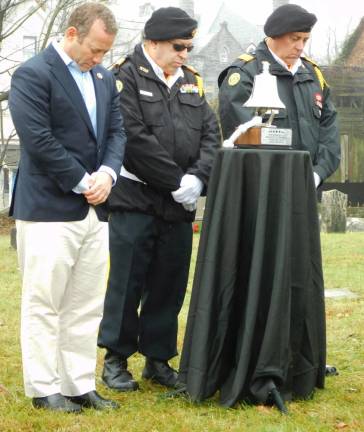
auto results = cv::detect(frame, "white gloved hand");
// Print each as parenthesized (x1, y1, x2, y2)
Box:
(171, 174, 203, 205)
(313, 172, 321, 188)
(182, 201, 197, 212)
(223, 115, 263, 147)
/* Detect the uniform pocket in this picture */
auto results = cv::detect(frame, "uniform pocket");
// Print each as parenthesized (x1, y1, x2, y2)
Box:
(177, 93, 204, 130)
(139, 93, 165, 126)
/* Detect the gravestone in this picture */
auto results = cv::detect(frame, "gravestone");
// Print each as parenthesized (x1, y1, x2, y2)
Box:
(321, 189, 347, 233)
(346, 217, 364, 232)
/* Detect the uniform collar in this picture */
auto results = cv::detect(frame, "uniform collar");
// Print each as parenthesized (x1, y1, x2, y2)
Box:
(267, 46, 302, 75)
(141, 44, 184, 88)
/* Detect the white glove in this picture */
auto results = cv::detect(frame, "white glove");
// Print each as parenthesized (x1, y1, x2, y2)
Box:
(223, 116, 263, 147)
(313, 172, 321, 188)
(182, 201, 197, 212)
(171, 174, 203, 205)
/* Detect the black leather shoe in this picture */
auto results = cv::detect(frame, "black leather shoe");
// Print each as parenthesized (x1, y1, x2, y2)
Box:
(142, 358, 178, 388)
(326, 365, 339, 376)
(102, 352, 139, 391)
(32, 393, 82, 413)
(68, 391, 119, 410)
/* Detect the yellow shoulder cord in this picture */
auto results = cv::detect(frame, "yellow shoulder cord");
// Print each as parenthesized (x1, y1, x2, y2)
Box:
(195, 74, 204, 97)
(302, 56, 328, 91)
(313, 65, 327, 91)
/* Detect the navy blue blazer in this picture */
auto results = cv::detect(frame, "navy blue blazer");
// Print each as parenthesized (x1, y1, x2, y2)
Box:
(9, 44, 126, 222)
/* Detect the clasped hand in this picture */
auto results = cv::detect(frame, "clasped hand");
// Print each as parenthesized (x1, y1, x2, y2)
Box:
(172, 174, 203, 211)
(83, 172, 112, 205)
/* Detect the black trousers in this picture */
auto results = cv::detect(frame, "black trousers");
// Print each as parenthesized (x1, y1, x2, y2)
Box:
(98, 211, 192, 360)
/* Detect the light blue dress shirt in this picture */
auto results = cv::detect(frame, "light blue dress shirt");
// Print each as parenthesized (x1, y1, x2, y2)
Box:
(68, 63, 97, 135)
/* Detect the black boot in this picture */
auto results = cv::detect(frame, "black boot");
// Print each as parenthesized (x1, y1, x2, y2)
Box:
(142, 358, 178, 388)
(102, 351, 139, 391)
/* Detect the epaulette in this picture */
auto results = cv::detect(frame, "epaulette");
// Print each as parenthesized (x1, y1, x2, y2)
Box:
(184, 64, 204, 97)
(302, 56, 328, 90)
(184, 64, 199, 75)
(217, 53, 255, 87)
(238, 53, 255, 63)
(111, 58, 127, 93)
(109, 57, 126, 71)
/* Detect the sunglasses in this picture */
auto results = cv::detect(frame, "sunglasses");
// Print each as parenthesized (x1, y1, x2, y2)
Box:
(168, 41, 194, 53)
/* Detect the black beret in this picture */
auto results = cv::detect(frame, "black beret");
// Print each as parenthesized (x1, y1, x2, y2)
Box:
(264, 4, 317, 37)
(144, 7, 197, 41)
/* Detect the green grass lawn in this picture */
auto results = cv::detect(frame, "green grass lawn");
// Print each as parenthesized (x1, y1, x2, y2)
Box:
(0, 233, 363, 432)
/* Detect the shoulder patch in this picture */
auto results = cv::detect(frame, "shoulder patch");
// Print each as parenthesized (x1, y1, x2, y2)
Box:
(238, 53, 255, 63)
(228, 72, 241, 86)
(115, 79, 123, 93)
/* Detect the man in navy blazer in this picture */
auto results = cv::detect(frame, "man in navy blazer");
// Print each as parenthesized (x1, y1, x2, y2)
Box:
(9, 3, 125, 412)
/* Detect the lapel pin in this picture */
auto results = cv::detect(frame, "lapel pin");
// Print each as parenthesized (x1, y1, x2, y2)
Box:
(96, 72, 103, 79)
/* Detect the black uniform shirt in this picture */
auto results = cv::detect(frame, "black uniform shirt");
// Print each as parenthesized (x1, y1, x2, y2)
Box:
(218, 41, 340, 182)
(109, 44, 220, 222)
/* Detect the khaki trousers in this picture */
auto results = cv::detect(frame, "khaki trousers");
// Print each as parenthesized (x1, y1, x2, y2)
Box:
(16, 207, 108, 397)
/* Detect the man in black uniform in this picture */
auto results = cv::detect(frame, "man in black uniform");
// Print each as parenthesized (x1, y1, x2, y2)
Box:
(218, 3, 340, 186)
(98, 7, 220, 391)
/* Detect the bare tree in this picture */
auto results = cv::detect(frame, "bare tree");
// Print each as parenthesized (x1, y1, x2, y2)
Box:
(0, 1, 45, 45)
(38, 0, 86, 52)
(0, 0, 83, 209)
(0, 0, 44, 102)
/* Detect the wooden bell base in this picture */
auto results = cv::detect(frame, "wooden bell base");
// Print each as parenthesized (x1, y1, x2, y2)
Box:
(234, 127, 262, 146)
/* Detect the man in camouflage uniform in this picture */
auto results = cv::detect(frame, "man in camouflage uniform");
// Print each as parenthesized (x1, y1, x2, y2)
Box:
(98, 7, 220, 391)
(218, 3, 340, 186)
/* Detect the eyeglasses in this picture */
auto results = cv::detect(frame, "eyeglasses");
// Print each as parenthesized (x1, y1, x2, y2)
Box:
(168, 41, 194, 53)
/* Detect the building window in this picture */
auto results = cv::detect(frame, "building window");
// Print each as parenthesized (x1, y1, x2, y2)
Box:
(139, 3, 154, 17)
(220, 46, 229, 63)
(23, 36, 37, 60)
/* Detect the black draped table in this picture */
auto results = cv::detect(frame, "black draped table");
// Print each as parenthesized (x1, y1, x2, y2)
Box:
(179, 148, 326, 409)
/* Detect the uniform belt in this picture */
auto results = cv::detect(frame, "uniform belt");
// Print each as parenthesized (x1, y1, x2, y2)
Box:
(120, 165, 146, 184)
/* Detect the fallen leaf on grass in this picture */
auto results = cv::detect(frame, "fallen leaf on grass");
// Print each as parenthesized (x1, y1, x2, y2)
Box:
(335, 422, 348, 429)
(256, 405, 273, 414)
(0, 384, 9, 394)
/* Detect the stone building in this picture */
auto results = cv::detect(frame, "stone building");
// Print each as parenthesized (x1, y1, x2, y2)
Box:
(187, 1, 264, 100)
(272, 0, 289, 9)
(113, 1, 264, 100)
